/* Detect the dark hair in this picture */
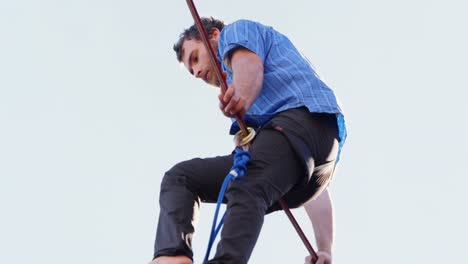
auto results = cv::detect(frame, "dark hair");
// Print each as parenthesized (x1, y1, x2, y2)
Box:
(173, 17, 225, 62)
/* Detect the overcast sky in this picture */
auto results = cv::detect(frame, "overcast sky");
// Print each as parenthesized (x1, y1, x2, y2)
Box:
(1, 0, 467, 263)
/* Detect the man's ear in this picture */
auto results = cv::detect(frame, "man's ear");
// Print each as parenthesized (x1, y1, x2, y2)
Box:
(209, 28, 220, 41)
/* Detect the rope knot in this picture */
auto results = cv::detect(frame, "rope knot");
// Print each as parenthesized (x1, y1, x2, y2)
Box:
(230, 147, 251, 179)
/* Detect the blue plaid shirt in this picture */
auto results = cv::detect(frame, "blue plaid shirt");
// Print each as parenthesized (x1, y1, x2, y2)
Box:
(217, 19, 347, 151)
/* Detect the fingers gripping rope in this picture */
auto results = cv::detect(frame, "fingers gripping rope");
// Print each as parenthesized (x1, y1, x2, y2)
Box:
(203, 147, 251, 263)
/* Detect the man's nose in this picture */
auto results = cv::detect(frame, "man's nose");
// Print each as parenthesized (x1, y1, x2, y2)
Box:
(193, 67, 202, 78)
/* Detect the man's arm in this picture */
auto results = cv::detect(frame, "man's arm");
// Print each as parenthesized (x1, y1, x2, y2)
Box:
(304, 188, 334, 264)
(218, 48, 264, 118)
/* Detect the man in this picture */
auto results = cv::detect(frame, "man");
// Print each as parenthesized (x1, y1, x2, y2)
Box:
(150, 17, 346, 264)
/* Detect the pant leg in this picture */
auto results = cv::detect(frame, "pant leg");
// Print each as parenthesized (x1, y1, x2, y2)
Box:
(207, 129, 305, 264)
(154, 109, 339, 263)
(153, 155, 233, 260)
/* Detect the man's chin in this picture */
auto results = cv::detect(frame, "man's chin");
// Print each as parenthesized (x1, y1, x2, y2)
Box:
(205, 79, 221, 88)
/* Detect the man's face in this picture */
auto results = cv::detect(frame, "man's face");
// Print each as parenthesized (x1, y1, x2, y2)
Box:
(181, 30, 220, 87)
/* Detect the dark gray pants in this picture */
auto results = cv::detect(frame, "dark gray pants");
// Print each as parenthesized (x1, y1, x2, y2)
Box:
(153, 108, 339, 264)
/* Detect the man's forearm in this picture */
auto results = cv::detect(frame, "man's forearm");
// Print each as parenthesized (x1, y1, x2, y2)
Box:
(304, 188, 334, 253)
(230, 49, 264, 110)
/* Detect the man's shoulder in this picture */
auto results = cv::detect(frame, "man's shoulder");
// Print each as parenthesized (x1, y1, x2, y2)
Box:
(220, 19, 273, 42)
(224, 19, 267, 31)
(228, 18, 257, 25)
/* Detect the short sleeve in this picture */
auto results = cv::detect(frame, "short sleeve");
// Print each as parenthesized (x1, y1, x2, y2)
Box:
(218, 20, 268, 64)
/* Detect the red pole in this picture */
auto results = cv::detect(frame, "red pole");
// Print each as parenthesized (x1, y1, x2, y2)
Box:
(185, 0, 248, 136)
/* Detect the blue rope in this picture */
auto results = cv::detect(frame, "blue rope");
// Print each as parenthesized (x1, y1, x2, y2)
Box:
(203, 147, 251, 263)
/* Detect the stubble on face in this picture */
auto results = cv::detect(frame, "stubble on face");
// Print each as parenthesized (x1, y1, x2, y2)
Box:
(180, 32, 222, 88)
(207, 38, 221, 87)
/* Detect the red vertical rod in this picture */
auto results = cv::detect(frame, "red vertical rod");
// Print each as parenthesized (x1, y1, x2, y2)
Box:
(185, 0, 248, 136)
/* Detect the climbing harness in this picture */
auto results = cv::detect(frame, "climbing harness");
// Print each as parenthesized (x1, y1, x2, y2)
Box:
(185, 0, 319, 263)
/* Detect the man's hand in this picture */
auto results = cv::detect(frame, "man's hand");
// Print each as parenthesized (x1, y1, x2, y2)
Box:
(305, 251, 332, 264)
(218, 83, 247, 118)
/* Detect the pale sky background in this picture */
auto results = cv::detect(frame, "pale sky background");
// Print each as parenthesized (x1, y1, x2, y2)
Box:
(1, 0, 467, 263)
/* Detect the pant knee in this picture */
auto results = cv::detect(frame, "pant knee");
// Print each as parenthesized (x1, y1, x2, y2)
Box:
(161, 159, 195, 189)
(225, 183, 273, 214)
